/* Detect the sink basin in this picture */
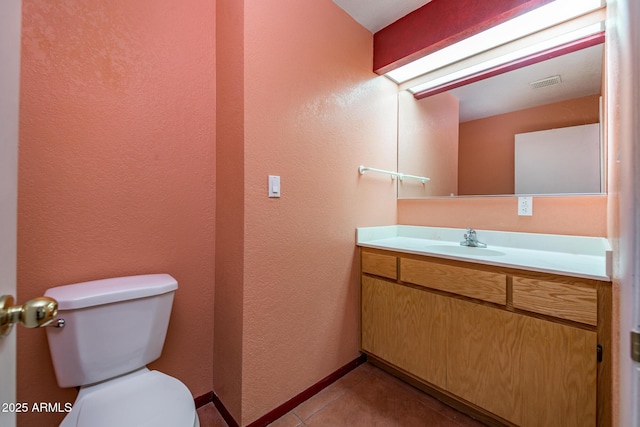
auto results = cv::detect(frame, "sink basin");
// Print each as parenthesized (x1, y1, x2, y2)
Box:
(425, 245, 506, 257)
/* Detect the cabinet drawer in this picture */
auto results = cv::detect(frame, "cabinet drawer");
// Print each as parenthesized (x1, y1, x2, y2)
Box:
(512, 277, 597, 326)
(400, 258, 506, 305)
(362, 251, 397, 280)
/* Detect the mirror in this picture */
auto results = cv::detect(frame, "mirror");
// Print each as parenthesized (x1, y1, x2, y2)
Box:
(397, 41, 605, 198)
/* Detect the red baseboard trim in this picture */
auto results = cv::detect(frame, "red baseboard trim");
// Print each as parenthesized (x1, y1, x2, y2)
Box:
(194, 391, 214, 409)
(212, 392, 240, 427)
(247, 353, 367, 427)
(211, 353, 367, 427)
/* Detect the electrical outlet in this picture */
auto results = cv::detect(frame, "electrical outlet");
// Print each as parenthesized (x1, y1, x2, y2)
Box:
(518, 196, 533, 216)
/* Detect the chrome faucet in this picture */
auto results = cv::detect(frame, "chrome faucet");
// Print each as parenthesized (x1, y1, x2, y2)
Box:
(460, 228, 487, 248)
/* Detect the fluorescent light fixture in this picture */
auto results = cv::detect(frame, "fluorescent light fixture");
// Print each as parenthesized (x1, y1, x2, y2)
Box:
(385, 0, 604, 84)
(408, 22, 603, 94)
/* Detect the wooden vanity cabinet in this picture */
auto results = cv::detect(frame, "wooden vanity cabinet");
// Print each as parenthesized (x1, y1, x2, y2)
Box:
(446, 298, 524, 424)
(362, 276, 448, 389)
(517, 314, 597, 427)
(359, 248, 610, 427)
(446, 296, 597, 426)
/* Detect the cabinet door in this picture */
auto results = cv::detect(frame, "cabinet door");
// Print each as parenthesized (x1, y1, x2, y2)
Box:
(446, 298, 523, 425)
(361, 276, 447, 389)
(519, 316, 597, 427)
(447, 297, 597, 427)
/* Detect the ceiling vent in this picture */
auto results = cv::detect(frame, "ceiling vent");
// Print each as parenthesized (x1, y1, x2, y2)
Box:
(529, 75, 562, 90)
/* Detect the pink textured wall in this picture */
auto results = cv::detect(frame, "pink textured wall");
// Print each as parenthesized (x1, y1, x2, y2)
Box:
(458, 95, 601, 195)
(398, 195, 607, 237)
(214, 0, 398, 424)
(398, 91, 459, 197)
(214, 0, 244, 421)
(17, 1, 216, 425)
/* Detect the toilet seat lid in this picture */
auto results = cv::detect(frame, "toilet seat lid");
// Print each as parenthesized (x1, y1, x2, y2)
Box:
(70, 370, 197, 427)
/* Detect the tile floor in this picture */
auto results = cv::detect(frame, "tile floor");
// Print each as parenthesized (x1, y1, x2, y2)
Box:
(196, 362, 487, 427)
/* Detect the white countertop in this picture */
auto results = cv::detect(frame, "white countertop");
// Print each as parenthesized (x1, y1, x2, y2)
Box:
(357, 226, 612, 281)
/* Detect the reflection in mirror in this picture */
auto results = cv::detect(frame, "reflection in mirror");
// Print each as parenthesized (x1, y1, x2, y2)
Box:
(398, 42, 604, 199)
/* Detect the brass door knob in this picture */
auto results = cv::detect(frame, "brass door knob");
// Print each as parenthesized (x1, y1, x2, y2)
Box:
(0, 295, 58, 338)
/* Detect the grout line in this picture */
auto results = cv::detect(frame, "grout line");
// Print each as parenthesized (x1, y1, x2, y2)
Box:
(292, 387, 347, 422)
(296, 364, 379, 424)
(292, 412, 305, 427)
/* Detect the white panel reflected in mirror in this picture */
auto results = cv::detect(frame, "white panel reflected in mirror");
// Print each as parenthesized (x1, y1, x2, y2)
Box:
(515, 124, 601, 194)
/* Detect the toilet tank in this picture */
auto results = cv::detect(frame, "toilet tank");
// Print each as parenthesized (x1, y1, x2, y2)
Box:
(44, 274, 178, 388)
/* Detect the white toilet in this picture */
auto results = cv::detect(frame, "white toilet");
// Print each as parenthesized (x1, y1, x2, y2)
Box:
(44, 274, 200, 427)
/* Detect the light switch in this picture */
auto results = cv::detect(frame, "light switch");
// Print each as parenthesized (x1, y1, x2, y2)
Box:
(268, 175, 280, 198)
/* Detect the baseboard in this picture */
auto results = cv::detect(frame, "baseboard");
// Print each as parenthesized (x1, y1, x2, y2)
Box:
(211, 353, 367, 427)
(194, 391, 214, 409)
(212, 392, 240, 427)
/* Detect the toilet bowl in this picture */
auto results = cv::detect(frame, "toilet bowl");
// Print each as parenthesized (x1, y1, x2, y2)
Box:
(59, 368, 198, 427)
(44, 274, 200, 427)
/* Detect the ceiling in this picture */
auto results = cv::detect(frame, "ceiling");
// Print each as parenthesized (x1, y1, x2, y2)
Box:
(332, 0, 432, 33)
(451, 43, 603, 122)
(332, 0, 603, 122)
